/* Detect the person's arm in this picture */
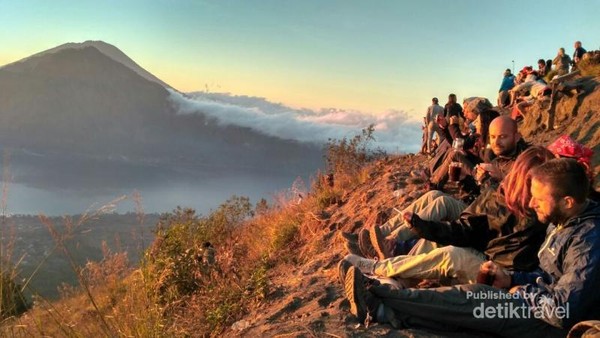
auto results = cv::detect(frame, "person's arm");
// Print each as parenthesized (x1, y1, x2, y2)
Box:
(510, 268, 545, 286)
(448, 119, 462, 140)
(457, 104, 464, 120)
(512, 226, 600, 328)
(406, 213, 491, 250)
(553, 55, 559, 65)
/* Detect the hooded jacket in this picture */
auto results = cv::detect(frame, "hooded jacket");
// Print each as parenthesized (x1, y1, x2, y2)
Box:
(511, 200, 600, 329)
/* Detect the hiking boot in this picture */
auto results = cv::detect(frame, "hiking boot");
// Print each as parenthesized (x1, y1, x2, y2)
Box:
(343, 240, 363, 256)
(337, 259, 353, 287)
(358, 228, 377, 259)
(340, 231, 359, 242)
(343, 254, 376, 275)
(370, 226, 394, 260)
(345, 266, 376, 325)
(345, 267, 400, 328)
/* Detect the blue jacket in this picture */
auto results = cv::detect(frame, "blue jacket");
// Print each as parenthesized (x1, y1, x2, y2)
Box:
(499, 75, 515, 92)
(512, 200, 600, 329)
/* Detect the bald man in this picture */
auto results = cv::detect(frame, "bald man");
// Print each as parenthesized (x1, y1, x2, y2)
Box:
(434, 115, 528, 196)
(477, 116, 528, 183)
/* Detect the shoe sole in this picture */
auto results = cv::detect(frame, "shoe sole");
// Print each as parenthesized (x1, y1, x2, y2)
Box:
(358, 229, 377, 259)
(337, 259, 353, 287)
(344, 267, 367, 322)
(343, 241, 362, 256)
(370, 226, 391, 260)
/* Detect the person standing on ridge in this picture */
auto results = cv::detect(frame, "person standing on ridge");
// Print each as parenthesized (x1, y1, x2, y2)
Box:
(572, 41, 587, 71)
(552, 47, 571, 76)
(425, 97, 445, 155)
(444, 93, 464, 123)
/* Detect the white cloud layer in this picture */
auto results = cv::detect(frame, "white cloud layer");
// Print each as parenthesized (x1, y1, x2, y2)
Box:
(168, 89, 422, 153)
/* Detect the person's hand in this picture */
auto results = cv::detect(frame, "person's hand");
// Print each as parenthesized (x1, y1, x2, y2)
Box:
(477, 163, 503, 180)
(479, 261, 511, 289)
(474, 164, 489, 183)
(402, 211, 413, 225)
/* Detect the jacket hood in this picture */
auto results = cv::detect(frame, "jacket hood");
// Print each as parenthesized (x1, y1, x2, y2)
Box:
(563, 200, 600, 227)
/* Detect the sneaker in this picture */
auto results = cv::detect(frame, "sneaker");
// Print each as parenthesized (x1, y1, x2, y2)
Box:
(343, 254, 375, 275)
(370, 226, 394, 260)
(343, 240, 363, 256)
(340, 231, 359, 242)
(358, 228, 377, 259)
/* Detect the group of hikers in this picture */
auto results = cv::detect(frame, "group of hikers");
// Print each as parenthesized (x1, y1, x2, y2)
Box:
(337, 40, 599, 337)
(497, 41, 589, 120)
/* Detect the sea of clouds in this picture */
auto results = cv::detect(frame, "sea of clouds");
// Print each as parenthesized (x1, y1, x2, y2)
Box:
(168, 89, 422, 153)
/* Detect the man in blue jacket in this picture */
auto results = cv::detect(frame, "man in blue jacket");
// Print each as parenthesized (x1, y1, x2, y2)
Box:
(497, 69, 515, 107)
(342, 158, 599, 337)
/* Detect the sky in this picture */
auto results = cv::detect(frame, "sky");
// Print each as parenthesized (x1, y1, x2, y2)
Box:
(1, 0, 599, 117)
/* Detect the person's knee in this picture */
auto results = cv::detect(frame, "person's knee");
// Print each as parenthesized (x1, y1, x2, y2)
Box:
(423, 190, 444, 200)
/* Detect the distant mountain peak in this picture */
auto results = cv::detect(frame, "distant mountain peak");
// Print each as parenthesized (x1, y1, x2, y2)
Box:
(2, 40, 172, 89)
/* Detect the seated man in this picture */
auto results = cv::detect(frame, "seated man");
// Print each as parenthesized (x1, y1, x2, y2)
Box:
(344, 147, 553, 284)
(497, 69, 515, 107)
(342, 158, 600, 337)
(431, 115, 528, 202)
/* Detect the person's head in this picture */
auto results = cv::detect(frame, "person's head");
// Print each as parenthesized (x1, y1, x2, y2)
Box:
(503, 146, 555, 218)
(432, 97, 439, 104)
(448, 93, 457, 103)
(558, 47, 565, 55)
(489, 116, 521, 156)
(546, 59, 553, 70)
(463, 97, 492, 122)
(475, 109, 500, 144)
(575, 41, 582, 49)
(504, 69, 511, 77)
(538, 59, 546, 68)
(529, 158, 589, 224)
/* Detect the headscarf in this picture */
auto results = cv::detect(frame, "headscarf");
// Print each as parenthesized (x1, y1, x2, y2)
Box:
(547, 135, 592, 165)
(547, 135, 594, 179)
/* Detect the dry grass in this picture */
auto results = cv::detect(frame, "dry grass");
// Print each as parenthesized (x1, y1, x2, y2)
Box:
(578, 51, 600, 77)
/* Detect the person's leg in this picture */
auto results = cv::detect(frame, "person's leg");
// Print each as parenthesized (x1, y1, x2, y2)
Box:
(413, 194, 466, 223)
(406, 238, 442, 256)
(368, 283, 567, 337)
(372, 245, 486, 283)
(379, 190, 448, 236)
(389, 192, 466, 239)
(430, 151, 452, 185)
(427, 122, 435, 153)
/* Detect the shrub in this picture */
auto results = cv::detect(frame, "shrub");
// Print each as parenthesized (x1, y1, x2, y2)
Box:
(324, 124, 385, 189)
(0, 271, 29, 319)
(578, 52, 600, 77)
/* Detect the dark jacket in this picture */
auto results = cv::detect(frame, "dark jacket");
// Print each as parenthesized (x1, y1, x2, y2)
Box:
(409, 187, 547, 271)
(459, 138, 530, 202)
(444, 102, 464, 119)
(511, 200, 600, 329)
(573, 46, 587, 63)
